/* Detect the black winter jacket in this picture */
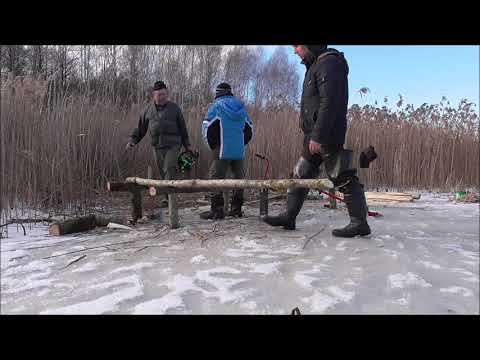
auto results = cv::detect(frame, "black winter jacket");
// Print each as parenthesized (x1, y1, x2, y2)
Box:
(300, 47, 349, 145)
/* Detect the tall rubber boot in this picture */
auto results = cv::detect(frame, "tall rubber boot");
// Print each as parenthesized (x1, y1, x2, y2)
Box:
(228, 192, 244, 218)
(159, 194, 169, 208)
(262, 188, 309, 230)
(200, 194, 225, 220)
(332, 181, 371, 237)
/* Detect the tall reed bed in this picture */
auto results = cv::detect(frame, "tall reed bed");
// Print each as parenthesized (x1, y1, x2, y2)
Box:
(1, 75, 478, 223)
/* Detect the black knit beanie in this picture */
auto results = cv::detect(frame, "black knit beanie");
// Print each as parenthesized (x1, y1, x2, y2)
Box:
(215, 82, 233, 99)
(153, 81, 167, 91)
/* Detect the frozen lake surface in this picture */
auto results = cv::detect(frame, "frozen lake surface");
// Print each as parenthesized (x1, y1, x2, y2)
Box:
(1, 193, 478, 314)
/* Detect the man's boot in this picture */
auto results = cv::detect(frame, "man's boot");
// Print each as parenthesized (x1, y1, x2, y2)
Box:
(262, 188, 309, 230)
(332, 182, 371, 237)
(200, 194, 225, 220)
(159, 194, 169, 208)
(228, 193, 244, 218)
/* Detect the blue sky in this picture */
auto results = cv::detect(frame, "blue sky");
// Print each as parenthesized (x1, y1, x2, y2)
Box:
(261, 45, 479, 111)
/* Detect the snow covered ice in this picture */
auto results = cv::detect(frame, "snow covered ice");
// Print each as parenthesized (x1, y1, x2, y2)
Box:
(1, 193, 478, 314)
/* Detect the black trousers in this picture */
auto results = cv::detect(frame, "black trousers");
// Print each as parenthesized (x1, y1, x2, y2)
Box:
(299, 136, 358, 190)
(208, 148, 245, 206)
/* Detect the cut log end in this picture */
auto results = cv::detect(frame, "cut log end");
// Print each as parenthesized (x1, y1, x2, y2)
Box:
(149, 186, 157, 197)
(49, 224, 61, 236)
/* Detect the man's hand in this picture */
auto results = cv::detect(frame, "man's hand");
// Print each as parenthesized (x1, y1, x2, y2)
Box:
(308, 139, 322, 155)
(125, 142, 135, 151)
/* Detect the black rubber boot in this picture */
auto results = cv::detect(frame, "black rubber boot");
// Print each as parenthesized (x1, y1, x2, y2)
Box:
(227, 193, 243, 218)
(262, 188, 309, 230)
(200, 194, 225, 220)
(332, 182, 371, 238)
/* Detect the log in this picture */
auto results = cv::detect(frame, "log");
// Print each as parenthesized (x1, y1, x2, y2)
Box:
(49, 215, 98, 236)
(49, 215, 128, 236)
(107, 181, 140, 192)
(125, 178, 334, 193)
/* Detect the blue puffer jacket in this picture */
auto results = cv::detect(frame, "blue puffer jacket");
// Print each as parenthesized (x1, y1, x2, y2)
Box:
(202, 95, 254, 160)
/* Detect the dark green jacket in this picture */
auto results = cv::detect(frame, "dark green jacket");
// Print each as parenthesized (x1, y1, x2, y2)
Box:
(129, 101, 190, 149)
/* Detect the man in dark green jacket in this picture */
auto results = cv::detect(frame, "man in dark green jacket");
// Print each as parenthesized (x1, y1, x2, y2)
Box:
(262, 45, 371, 238)
(126, 80, 191, 207)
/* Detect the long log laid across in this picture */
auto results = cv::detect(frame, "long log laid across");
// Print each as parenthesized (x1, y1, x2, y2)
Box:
(107, 181, 142, 192)
(125, 178, 335, 193)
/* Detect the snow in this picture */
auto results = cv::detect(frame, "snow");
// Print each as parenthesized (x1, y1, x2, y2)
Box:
(190, 255, 208, 264)
(250, 262, 281, 275)
(440, 287, 474, 297)
(1, 193, 478, 314)
(388, 273, 433, 289)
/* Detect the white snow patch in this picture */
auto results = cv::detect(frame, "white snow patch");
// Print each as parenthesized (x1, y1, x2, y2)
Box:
(273, 247, 302, 256)
(257, 254, 278, 259)
(440, 287, 474, 297)
(326, 286, 355, 302)
(190, 255, 208, 264)
(2, 260, 53, 277)
(450, 268, 475, 277)
(392, 296, 410, 306)
(301, 218, 322, 226)
(1, 250, 28, 269)
(389, 273, 432, 289)
(294, 273, 318, 289)
(71, 262, 98, 273)
(251, 262, 281, 275)
(294, 265, 325, 289)
(303, 292, 336, 313)
(461, 277, 479, 283)
(461, 260, 478, 266)
(384, 249, 399, 259)
(344, 278, 356, 286)
(348, 257, 360, 261)
(240, 301, 257, 310)
(92, 275, 143, 291)
(224, 248, 254, 258)
(133, 274, 200, 314)
(323, 255, 334, 262)
(110, 262, 155, 274)
(41, 282, 144, 315)
(195, 267, 252, 304)
(418, 261, 443, 270)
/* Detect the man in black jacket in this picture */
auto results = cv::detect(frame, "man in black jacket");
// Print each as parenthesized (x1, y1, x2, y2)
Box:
(262, 45, 371, 238)
(126, 80, 191, 207)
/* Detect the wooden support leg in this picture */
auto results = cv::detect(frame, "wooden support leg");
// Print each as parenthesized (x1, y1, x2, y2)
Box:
(168, 193, 179, 229)
(223, 191, 230, 213)
(259, 188, 268, 216)
(328, 188, 337, 209)
(131, 189, 142, 223)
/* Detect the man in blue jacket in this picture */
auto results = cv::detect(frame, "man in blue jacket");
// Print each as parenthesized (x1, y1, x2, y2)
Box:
(200, 83, 254, 220)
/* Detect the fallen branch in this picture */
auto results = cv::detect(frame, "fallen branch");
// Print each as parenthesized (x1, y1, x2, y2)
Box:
(59, 254, 87, 270)
(42, 240, 139, 259)
(302, 226, 327, 250)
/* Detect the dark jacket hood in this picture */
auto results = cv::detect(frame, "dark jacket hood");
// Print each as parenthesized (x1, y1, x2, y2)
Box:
(305, 45, 327, 57)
